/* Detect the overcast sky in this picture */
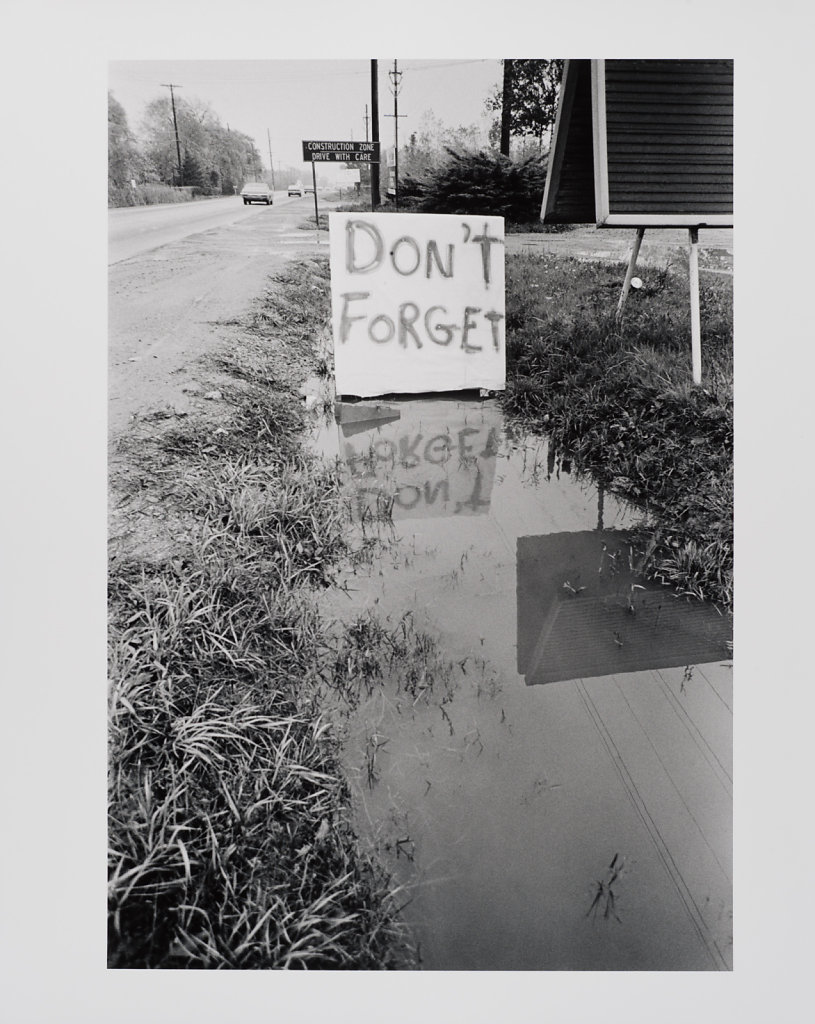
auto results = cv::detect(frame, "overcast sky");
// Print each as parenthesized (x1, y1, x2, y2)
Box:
(108, 59, 504, 176)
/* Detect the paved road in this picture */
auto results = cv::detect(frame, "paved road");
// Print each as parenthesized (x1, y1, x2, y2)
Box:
(108, 192, 311, 265)
(109, 195, 332, 434)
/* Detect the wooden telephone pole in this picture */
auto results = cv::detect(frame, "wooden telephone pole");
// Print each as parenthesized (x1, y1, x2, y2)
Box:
(370, 61, 380, 209)
(161, 83, 184, 185)
(386, 59, 407, 211)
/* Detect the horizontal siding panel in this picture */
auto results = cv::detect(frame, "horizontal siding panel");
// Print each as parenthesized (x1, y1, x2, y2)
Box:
(608, 99, 733, 114)
(609, 189, 733, 200)
(608, 114, 733, 129)
(608, 82, 734, 98)
(608, 127, 733, 138)
(609, 176, 733, 189)
(610, 155, 733, 167)
(609, 207, 733, 217)
(607, 72, 733, 88)
(610, 138, 732, 148)
(610, 137, 732, 145)
(607, 66, 732, 77)
(610, 188, 733, 198)
(607, 60, 732, 77)
(610, 199, 733, 207)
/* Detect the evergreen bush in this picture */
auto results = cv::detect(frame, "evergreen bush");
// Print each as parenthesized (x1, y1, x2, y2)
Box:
(414, 148, 547, 222)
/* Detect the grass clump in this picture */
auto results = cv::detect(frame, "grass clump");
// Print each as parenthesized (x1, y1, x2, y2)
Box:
(109, 259, 410, 968)
(109, 545, 405, 968)
(325, 610, 453, 711)
(502, 254, 733, 608)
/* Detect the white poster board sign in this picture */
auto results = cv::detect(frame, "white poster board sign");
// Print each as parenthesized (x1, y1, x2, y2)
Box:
(328, 212, 505, 397)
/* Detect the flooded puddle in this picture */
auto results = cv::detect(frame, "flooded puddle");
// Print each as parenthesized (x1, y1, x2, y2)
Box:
(309, 392, 732, 970)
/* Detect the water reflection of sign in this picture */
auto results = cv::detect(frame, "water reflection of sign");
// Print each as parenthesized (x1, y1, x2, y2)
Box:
(328, 212, 506, 398)
(338, 402, 501, 521)
(517, 531, 732, 686)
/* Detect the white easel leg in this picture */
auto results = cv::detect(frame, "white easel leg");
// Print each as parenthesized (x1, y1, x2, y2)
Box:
(616, 226, 645, 321)
(689, 226, 702, 384)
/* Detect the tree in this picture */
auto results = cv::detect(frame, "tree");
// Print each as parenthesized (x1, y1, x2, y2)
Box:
(486, 59, 565, 152)
(397, 111, 485, 180)
(141, 94, 262, 188)
(500, 59, 514, 156)
(182, 151, 204, 188)
(108, 92, 142, 188)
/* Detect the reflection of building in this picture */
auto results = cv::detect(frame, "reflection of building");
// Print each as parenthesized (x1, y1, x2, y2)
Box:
(336, 399, 501, 521)
(517, 531, 732, 686)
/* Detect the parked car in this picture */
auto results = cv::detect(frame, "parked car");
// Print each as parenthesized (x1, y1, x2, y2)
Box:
(240, 182, 273, 205)
(304, 184, 315, 194)
(287, 183, 304, 197)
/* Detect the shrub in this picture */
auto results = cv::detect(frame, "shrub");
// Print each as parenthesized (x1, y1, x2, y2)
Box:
(108, 183, 195, 208)
(413, 148, 547, 222)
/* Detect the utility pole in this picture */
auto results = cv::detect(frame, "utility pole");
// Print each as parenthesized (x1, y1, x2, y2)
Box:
(364, 103, 370, 142)
(161, 83, 184, 186)
(370, 60, 380, 210)
(386, 59, 406, 211)
(267, 129, 275, 189)
(500, 60, 514, 157)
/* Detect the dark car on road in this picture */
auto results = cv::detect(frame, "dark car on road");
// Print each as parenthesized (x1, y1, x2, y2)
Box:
(240, 182, 274, 205)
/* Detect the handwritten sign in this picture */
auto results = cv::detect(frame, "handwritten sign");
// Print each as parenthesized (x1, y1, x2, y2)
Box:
(328, 212, 506, 398)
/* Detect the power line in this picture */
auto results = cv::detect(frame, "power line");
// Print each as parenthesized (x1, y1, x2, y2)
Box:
(113, 59, 494, 87)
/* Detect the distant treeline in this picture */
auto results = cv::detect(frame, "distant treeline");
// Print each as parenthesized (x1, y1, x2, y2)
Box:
(108, 91, 267, 207)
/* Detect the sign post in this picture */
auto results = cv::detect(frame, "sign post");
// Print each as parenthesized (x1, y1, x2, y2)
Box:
(310, 161, 319, 240)
(302, 140, 380, 236)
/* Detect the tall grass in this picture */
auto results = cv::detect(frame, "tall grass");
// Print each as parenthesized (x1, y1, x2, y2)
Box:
(109, 260, 412, 968)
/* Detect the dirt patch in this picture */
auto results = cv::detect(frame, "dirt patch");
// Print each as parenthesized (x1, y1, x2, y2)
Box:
(109, 208, 330, 436)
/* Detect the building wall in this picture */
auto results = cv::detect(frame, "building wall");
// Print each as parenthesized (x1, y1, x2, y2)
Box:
(547, 60, 596, 223)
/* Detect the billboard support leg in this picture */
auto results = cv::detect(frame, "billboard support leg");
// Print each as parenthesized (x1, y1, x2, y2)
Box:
(688, 226, 702, 384)
(616, 226, 645, 321)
